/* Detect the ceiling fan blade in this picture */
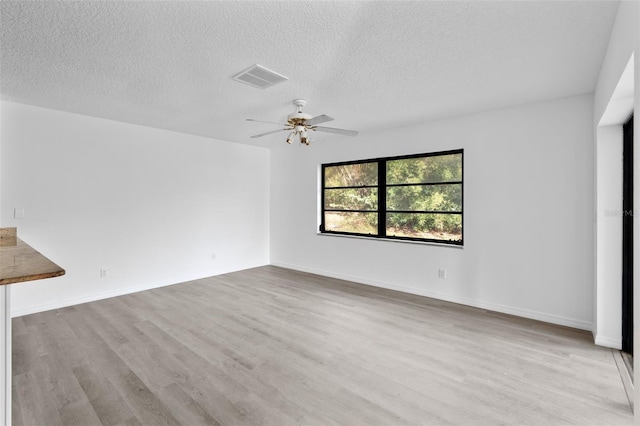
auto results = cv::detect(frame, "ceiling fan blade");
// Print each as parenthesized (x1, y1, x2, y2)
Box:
(312, 126, 358, 137)
(305, 114, 334, 126)
(247, 118, 288, 126)
(250, 128, 289, 138)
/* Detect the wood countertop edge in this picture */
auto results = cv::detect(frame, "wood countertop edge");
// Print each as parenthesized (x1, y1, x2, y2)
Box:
(0, 238, 66, 286)
(0, 269, 66, 286)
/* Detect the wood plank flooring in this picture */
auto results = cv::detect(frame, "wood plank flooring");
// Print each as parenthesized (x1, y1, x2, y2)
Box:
(12, 266, 633, 425)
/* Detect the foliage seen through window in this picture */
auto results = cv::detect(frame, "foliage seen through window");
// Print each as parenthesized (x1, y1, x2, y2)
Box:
(321, 150, 463, 245)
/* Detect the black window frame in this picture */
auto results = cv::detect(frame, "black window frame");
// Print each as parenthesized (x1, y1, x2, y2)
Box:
(320, 149, 463, 246)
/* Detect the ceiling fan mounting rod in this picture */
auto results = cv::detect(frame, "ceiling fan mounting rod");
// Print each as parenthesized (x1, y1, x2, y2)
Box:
(293, 99, 307, 112)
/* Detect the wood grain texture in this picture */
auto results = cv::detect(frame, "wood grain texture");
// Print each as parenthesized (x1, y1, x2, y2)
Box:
(0, 238, 65, 286)
(12, 266, 633, 425)
(0, 228, 17, 247)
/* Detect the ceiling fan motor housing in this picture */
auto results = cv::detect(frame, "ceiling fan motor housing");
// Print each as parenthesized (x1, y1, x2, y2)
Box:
(287, 112, 312, 126)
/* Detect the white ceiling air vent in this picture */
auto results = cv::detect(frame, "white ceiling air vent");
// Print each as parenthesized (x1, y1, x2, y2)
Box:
(232, 64, 288, 89)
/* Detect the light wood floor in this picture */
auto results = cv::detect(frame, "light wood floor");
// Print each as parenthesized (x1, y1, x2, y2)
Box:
(12, 266, 633, 425)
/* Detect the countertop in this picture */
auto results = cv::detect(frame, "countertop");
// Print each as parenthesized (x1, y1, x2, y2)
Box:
(0, 238, 65, 286)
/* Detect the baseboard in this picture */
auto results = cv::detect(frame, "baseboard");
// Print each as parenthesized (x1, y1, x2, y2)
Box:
(271, 262, 593, 332)
(11, 264, 266, 318)
(595, 334, 623, 349)
(16, 261, 594, 333)
(11, 279, 182, 318)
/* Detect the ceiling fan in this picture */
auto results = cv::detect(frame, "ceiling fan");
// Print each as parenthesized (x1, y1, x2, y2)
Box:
(247, 99, 358, 145)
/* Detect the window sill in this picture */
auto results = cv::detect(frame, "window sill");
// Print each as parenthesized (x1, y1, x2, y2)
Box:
(316, 232, 464, 248)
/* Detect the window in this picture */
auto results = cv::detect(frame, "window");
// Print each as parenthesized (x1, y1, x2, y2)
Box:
(321, 149, 463, 245)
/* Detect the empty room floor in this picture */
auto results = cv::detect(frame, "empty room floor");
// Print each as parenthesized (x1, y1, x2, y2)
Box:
(11, 266, 633, 425)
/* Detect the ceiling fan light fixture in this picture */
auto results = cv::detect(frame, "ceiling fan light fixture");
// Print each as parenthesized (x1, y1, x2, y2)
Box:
(299, 129, 310, 145)
(286, 132, 295, 144)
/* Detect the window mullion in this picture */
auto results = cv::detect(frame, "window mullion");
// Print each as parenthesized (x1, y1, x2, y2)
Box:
(378, 161, 386, 237)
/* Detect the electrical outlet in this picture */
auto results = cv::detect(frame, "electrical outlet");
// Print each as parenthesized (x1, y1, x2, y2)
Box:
(438, 268, 447, 279)
(100, 268, 109, 278)
(211, 253, 216, 261)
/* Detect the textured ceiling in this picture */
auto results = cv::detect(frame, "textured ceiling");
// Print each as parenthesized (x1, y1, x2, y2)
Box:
(0, 1, 620, 146)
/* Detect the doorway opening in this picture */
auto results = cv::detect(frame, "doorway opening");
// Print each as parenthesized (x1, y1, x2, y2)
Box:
(622, 114, 633, 358)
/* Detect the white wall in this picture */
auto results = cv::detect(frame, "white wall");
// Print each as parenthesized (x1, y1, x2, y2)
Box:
(271, 94, 594, 330)
(1, 102, 270, 316)
(595, 125, 623, 348)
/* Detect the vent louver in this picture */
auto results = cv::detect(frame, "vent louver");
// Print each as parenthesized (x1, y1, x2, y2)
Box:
(232, 64, 288, 89)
